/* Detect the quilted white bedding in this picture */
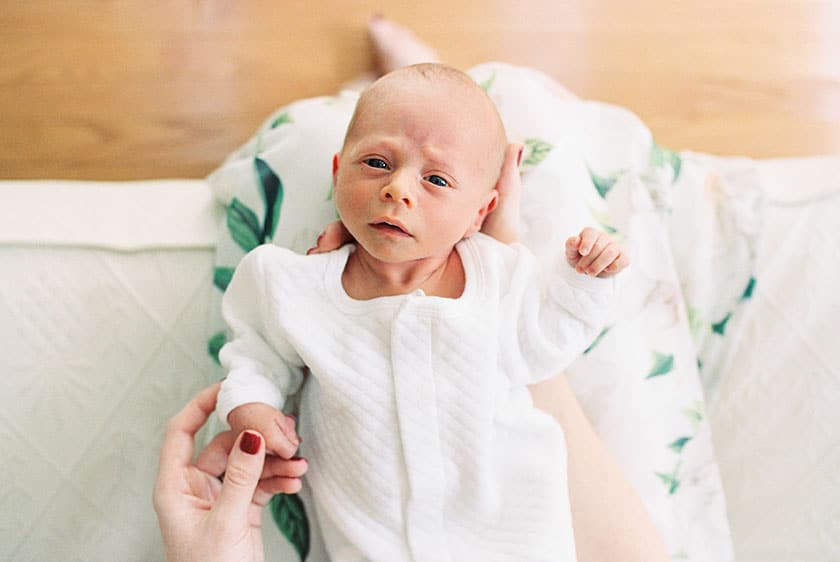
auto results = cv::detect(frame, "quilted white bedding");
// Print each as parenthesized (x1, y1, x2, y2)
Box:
(1, 161, 838, 561)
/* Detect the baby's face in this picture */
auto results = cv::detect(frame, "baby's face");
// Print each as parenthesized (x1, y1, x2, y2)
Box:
(333, 75, 503, 265)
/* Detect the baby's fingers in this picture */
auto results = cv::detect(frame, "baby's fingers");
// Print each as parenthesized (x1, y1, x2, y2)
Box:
(599, 252, 631, 278)
(577, 227, 602, 257)
(266, 414, 301, 459)
(576, 235, 609, 273)
(584, 245, 620, 277)
(565, 236, 582, 265)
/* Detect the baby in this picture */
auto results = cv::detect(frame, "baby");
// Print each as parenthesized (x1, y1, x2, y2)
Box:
(217, 63, 628, 561)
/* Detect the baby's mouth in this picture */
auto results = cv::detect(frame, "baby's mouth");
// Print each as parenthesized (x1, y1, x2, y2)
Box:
(370, 219, 412, 237)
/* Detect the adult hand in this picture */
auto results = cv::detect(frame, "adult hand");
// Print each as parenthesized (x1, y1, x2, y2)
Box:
(153, 383, 308, 562)
(306, 220, 353, 254)
(479, 142, 524, 244)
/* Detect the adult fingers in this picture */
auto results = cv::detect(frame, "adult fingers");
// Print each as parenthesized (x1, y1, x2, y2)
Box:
(495, 143, 524, 196)
(195, 429, 237, 478)
(252, 456, 309, 505)
(157, 383, 221, 485)
(252, 478, 302, 507)
(262, 455, 308, 479)
(307, 221, 352, 255)
(214, 430, 266, 522)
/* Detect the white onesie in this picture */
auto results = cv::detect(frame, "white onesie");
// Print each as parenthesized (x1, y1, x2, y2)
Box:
(217, 232, 614, 562)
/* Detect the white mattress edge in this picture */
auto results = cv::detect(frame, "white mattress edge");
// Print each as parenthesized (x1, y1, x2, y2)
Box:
(0, 179, 223, 250)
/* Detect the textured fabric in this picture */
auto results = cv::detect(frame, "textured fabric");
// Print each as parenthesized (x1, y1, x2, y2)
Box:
(218, 232, 614, 561)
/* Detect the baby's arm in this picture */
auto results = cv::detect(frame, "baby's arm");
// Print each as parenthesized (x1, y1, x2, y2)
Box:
(217, 246, 306, 457)
(500, 242, 618, 386)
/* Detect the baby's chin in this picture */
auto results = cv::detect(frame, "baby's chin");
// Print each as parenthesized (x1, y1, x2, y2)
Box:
(356, 239, 458, 266)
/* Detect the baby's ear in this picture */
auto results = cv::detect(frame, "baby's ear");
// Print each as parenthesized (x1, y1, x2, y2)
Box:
(464, 189, 499, 238)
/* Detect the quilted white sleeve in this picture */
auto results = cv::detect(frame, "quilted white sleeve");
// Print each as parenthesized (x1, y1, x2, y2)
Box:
(216, 245, 304, 424)
(500, 243, 616, 386)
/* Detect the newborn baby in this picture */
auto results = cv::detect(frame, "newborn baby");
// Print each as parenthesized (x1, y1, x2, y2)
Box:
(217, 63, 628, 561)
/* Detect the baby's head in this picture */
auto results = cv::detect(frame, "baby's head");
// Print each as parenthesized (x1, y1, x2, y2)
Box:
(332, 63, 508, 264)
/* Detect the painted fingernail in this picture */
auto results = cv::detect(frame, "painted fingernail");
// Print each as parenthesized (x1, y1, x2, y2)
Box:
(517, 147, 524, 166)
(306, 247, 315, 255)
(240, 431, 261, 455)
(291, 456, 308, 463)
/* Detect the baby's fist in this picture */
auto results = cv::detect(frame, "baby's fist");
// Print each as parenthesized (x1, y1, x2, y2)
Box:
(565, 227, 629, 278)
(228, 402, 301, 459)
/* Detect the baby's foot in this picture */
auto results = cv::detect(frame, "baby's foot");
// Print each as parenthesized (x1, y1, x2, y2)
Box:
(368, 15, 440, 76)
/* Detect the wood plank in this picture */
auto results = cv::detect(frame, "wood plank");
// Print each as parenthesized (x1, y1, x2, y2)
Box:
(1, 0, 838, 179)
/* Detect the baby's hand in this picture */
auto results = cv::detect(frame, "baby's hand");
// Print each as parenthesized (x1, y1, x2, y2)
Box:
(565, 227, 629, 278)
(227, 403, 301, 459)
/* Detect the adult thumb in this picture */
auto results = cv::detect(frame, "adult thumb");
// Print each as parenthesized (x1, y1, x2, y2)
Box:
(214, 430, 265, 522)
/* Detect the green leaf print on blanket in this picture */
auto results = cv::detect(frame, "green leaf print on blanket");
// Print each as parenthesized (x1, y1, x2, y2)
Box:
(207, 331, 226, 366)
(588, 167, 620, 199)
(711, 312, 732, 335)
(656, 462, 682, 495)
(668, 436, 692, 454)
(645, 351, 674, 379)
(270, 493, 310, 562)
(583, 326, 611, 354)
(741, 276, 756, 300)
(213, 267, 235, 292)
(649, 142, 682, 184)
(270, 111, 293, 129)
(478, 70, 496, 93)
(255, 157, 285, 243)
(654, 403, 706, 494)
(227, 198, 263, 253)
(521, 138, 553, 167)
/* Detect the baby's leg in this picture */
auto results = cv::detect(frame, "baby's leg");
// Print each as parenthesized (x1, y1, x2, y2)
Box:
(368, 15, 440, 75)
(340, 16, 441, 93)
(529, 374, 670, 561)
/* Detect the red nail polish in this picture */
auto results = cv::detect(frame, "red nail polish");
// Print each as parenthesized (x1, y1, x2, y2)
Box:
(240, 431, 261, 455)
(517, 147, 524, 166)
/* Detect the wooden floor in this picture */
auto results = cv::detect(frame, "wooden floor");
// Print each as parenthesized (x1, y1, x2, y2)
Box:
(1, 1, 838, 179)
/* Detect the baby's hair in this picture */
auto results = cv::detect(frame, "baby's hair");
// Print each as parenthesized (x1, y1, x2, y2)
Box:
(342, 63, 508, 187)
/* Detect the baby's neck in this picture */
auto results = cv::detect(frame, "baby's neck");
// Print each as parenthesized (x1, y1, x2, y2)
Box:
(342, 246, 465, 300)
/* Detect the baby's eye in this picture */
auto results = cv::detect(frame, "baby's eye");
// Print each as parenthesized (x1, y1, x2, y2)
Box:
(364, 158, 389, 170)
(425, 175, 449, 188)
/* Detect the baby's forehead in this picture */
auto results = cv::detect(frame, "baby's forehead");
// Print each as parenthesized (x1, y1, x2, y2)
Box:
(361, 73, 501, 135)
(371, 71, 486, 108)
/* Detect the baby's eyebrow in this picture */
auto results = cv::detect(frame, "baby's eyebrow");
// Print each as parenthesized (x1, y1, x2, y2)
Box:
(419, 145, 453, 171)
(357, 136, 400, 154)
